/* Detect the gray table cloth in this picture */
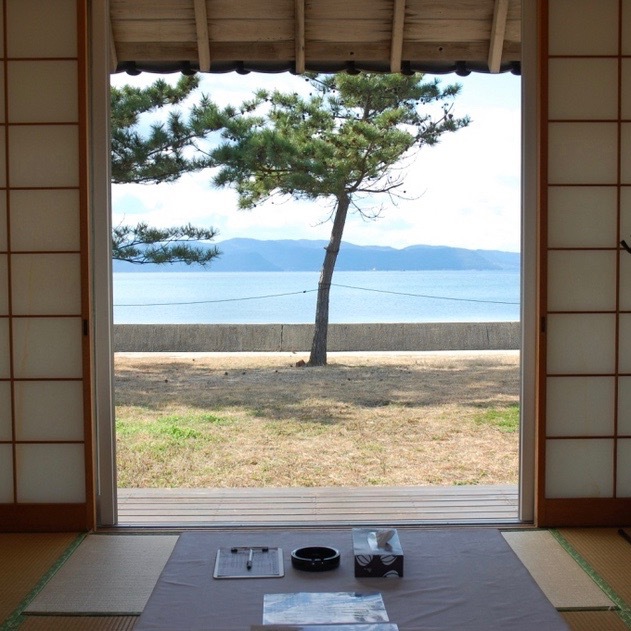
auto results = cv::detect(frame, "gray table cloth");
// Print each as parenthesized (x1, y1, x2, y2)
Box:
(135, 527, 570, 631)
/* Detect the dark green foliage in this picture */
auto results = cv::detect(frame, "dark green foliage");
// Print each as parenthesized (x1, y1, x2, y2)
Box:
(111, 76, 225, 266)
(212, 74, 468, 208)
(111, 75, 225, 184)
(112, 222, 220, 266)
(211, 73, 469, 364)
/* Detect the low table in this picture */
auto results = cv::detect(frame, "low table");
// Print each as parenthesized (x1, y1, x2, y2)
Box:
(135, 528, 570, 631)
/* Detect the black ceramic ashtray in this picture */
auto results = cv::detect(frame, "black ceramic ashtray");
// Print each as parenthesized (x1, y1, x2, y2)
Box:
(291, 546, 340, 572)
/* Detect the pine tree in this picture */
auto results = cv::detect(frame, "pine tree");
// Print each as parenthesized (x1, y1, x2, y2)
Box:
(212, 73, 469, 365)
(111, 75, 225, 265)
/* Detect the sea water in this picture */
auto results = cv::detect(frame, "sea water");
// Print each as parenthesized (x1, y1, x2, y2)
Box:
(113, 270, 520, 324)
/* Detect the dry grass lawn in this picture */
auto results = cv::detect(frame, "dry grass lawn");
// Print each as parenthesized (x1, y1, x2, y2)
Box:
(115, 351, 520, 488)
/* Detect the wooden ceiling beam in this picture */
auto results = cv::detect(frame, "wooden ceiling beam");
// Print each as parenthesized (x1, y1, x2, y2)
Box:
(488, 0, 509, 73)
(193, 0, 211, 72)
(390, 0, 406, 73)
(109, 1, 523, 72)
(295, 0, 305, 73)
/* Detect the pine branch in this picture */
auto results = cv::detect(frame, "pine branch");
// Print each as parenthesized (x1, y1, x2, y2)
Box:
(112, 222, 220, 266)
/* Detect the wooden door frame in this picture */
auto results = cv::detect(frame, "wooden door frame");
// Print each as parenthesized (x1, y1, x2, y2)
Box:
(90, 2, 538, 528)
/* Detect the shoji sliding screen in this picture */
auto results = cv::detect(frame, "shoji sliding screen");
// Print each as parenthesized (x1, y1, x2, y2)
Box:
(539, 0, 631, 525)
(0, 0, 93, 531)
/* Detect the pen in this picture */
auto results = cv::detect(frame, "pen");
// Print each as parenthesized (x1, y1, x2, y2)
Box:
(246, 548, 253, 570)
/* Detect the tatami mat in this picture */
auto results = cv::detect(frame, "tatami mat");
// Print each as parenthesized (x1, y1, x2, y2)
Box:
(24, 534, 178, 615)
(561, 610, 629, 631)
(557, 528, 631, 610)
(502, 530, 614, 609)
(0, 532, 79, 623)
(20, 615, 138, 630)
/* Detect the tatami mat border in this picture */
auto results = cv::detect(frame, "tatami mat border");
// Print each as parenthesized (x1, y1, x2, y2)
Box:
(1, 533, 86, 630)
(550, 529, 631, 627)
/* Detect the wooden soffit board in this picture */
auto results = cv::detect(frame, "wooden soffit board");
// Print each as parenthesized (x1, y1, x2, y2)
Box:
(110, 0, 521, 76)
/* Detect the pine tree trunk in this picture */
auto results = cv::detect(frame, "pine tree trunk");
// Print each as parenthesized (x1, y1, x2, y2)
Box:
(308, 194, 350, 366)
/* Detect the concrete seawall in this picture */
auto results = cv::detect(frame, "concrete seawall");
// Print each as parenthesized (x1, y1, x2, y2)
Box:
(114, 322, 520, 352)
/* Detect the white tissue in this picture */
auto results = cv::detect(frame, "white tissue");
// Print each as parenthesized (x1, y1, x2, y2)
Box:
(376, 529, 396, 548)
(367, 529, 396, 550)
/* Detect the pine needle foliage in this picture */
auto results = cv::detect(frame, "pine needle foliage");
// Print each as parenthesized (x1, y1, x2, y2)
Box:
(211, 73, 469, 364)
(111, 75, 224, 184)
(112, 222, 220, 266)
(111, 75, 224, 266)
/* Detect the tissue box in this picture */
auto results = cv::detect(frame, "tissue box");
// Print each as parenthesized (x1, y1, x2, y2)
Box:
(352, 528, 404, 578)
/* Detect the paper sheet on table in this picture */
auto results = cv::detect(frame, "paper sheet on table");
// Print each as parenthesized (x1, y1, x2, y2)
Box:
(263, 592, 388, 625)
(252, 625, 399, 630)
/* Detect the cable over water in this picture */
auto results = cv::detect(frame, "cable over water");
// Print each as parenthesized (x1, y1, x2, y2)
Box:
(114, 282, 519, 308)
(115, 288, 318, 307)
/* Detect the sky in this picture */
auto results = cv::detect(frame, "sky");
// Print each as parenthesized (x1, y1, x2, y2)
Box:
(110, 70, 521, 253)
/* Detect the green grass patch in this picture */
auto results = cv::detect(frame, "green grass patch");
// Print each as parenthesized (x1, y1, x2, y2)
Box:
(116, 410, 234, 442)
(156, 421, 200, 441)
(473, 405, 519, 433)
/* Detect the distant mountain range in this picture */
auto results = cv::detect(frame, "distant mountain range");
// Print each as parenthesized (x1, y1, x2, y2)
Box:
(113, 238, 520, 273)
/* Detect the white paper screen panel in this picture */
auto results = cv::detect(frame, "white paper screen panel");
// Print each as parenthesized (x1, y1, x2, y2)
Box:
(0, 320, 9, 378)
(620, 255, 631, 311)
(0, 66, 5, 121)
(546, 314, 616, 375)
(14, 381, 83, 442)
(618, 377, 631, 435)
(548, 0, 619, 55)
(6, 0, 77, 58)
(622, 59, 631, 118)
(546, 439, 614, 498)
(546, 377, 615, 437)
(0, 128, 6, 188)
(548, 123, 618, 185)
(0, 195, 6, 251)
(548, 59, 618, 120)
(0, 445, 12, 503)
(9, 190, 80, 252)
(0, 254, 8, 314)
(0, 381, 11, 441)
(547, 186, 618, 249)
(11, 254, 82, 316)
(11, 318, 83, 379)
(618, 440, 631, 497)
(620, 124, 631, 184)
(622, 189, 631, 244)
(547, 251, 616, 312)
(8, 126, 79, 188)
(625, 0, 631, 54)
(616, 314, 631, 373)
(7, 61, 78, 123)
(16, 443, 85, 503)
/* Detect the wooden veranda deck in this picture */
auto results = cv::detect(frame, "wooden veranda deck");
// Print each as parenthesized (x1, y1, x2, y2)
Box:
(116, 485, 520, 527)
